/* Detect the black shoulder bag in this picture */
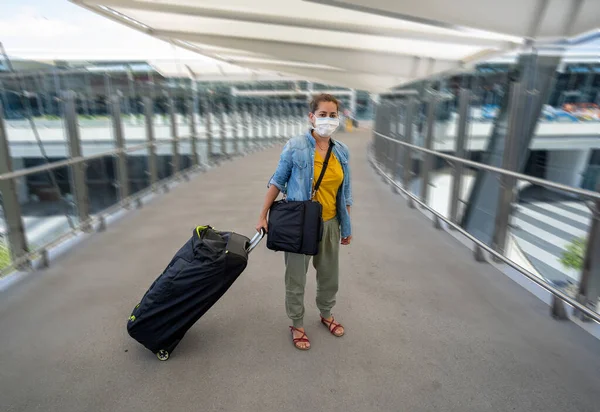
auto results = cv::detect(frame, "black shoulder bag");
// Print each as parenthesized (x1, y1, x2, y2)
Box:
(266, 141, 333, 255)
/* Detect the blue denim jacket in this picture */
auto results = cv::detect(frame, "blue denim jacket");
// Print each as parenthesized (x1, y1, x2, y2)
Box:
(268, 130, 353, 238)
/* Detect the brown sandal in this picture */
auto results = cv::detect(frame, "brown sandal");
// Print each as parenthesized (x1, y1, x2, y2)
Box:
(290, 326, 311, 350)
(321, 316, 345, 337)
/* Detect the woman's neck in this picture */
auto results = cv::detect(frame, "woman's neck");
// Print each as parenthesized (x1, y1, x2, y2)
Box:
(311, 129, 330, 145)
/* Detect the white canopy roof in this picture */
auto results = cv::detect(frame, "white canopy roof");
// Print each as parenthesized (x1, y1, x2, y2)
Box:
(71, 0, 595, 92)
(315, 0, 600, 40)
(147, 59, 300, 83)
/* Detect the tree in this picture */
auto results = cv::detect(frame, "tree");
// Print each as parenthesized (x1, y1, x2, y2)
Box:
(560, 237, 586, 271)
(0, 242, 10, 271)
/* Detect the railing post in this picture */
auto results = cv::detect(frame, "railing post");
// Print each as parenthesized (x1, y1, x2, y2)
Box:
(378, 103, 385, 168)
(0, 81, 9, 117)
(576, 184, 600, 319)
(263, 99, 269, 145)
(272, 100, 278, 141)
(253, 103, 260, 149)
(384, 103, 395, 177)
(296, 104, 304, 136)
(373, 103, 381, 165)
(281, 100, 287, 140)
(261, 99, 268, 145)
(492, 82, 522, 256)
(272, 100, 278, 142)
(391, 103, 401, 180)
(382, 103, 390, 174)
(402, 97, 416, 190)
(242, 103, 250, 152)
(203, 95, 214, 162)
(143, 96, 158, 191)
(283, 101, 288, 139)
(293, 102, 298, 136)
(168, 92, 180, 177)
(372, 103, 378, 162)
(110, 95, 129, 202)
(449, 89, 470, 224)
(231, 98, 239, 155)
(392, 102, 399, 174)
(462, 54, 560, 246)
(288, 102, 293, 136)
(63, 91, 91, 232)
(270, 101, 276, 144)
(276, 101, 283, 141)
(473, 244, 487, 262)
(294, 102, 299, 136)
(286, 102, 293, 139)
(293, 103, 299, 135)
(218, 103, 227, 156)
(392, 103, 403, 185)
(420, 97, 438, 204)
(384, 104, 392, 173)
(0, 102, 29, 269)
(188, 96, 199, 167)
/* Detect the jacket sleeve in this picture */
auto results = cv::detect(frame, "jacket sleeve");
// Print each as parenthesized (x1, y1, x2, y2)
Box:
(268, 141, 293, 193)
(344, 148, 353, 207)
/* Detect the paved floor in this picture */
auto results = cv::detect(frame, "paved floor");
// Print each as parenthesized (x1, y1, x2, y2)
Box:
(513, 187, 593, 285)
(1, 130, 600, 412)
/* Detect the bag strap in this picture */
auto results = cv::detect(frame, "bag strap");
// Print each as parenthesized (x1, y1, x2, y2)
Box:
(312, 140, 334, 199)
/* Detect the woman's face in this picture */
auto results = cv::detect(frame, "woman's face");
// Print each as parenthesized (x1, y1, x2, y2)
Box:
(309, 101, 338, 127)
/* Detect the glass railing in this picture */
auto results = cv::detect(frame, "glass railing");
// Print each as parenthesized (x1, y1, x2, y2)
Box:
(0, 73, 305, 277)
(372, 81, 600, 324)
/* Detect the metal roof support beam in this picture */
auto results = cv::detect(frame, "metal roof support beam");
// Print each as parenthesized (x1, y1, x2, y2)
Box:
(527, 0, 550, 38)
(562, 0, 585, 39)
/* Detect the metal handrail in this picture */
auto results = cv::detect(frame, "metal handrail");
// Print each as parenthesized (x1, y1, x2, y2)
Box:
(0, 165, 200, 277)
(0, 132, 284, 277)
(374, 131, 600, 202)
(0, 138, 185, 181)
(369, 152, 600, 325)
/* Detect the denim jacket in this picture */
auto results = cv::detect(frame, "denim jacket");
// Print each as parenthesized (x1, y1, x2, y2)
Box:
(268, 130, 353, 238)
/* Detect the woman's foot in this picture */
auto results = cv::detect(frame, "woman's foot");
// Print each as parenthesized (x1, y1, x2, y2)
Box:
(320, 315, 345, 337)
(290, 326, 311, 350)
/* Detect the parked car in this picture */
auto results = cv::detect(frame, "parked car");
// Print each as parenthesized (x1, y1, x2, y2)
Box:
(541, 105, 579, 122)
(480, 104, 499, 120)
(562, 103, 600, 121)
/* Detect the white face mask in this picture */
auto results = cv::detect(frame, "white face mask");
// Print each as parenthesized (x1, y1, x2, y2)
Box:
(314, 117, 339, 137)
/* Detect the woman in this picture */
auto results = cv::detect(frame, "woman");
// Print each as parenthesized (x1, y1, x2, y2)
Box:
(256, 93, 353, 350)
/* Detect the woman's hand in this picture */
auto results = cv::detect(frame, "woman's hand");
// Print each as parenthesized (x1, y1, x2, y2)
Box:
(341, 235, 352, 245)
(256, 216, 268, 233)
(256, 185, 280, 233)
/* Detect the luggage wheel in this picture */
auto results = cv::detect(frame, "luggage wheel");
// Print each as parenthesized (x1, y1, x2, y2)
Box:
(156, 350, 170, 361)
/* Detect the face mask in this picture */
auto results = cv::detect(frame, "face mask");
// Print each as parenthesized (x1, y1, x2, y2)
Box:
(314, 117, 339, 137)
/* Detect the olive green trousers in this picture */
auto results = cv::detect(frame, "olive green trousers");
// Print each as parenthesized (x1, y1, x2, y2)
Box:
(284, 218, 340, 328)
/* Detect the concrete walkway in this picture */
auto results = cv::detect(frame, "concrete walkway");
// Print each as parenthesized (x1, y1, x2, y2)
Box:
(1, 130, 600, 412)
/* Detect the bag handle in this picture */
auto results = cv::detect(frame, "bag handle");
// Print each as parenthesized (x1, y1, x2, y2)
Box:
(312, 140, 334, 199)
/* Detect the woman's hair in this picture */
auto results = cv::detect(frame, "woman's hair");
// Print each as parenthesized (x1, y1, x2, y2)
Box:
(309, 93, 339, 113)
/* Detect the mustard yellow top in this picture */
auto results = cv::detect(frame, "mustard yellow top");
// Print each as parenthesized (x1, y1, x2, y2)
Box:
(313, 149, 344, 221)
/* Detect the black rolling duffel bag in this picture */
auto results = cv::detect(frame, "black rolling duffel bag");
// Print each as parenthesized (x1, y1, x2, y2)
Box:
(126, 225, 264, 361)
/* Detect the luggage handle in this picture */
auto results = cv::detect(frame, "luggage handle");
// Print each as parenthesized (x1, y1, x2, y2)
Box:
(247, 228, 265, 254)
